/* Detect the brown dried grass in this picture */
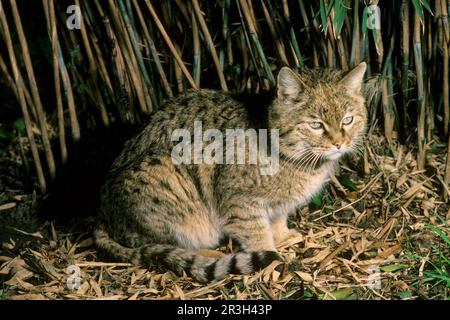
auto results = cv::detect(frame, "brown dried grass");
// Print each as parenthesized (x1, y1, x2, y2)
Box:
(1, 132, 449, 300)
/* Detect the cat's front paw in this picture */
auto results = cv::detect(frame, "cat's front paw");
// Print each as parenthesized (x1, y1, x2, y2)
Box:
(275, 229, 303, 247)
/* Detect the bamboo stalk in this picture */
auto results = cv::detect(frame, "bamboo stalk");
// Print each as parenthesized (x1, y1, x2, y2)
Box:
(108, 0, 149, 114)
(45, 0, 67, 164)
(74, 0, 95, 72)
(131, 0, 173, 98)
(117, 0, 154, 112)
(94, 0, 135, 123)
(10, 0, 56, 179)
(282, 0, 303, 67)
(239, 29, 249, 72)
(238, 0, 274, 85)
(75, 0, 110, 126)
(0, 0, 46, 192)
(443, 46, 450, 201)
(246, 0, 258, 34)
(328, 14, 348, 70)
(145, 0, 197, 90)
(56, 23, 80, 140)
(174, 44, 184, 93)
(236, 1, 261, 86)
(191, 3, 201, 87)
(81, 1, 115, 98)
(350, 0, 360, 67)
(414, 12, 427, 170)
(439, 0, 450, 136)
(327, 39, 334, 67)
(261, 0, 288, 65)
(443, 1, 450, 200)
(401, 0, 410, 136)
(298, 0, 312, 44)
(191, 0, 228, 90)
(0, 53, 36, 117)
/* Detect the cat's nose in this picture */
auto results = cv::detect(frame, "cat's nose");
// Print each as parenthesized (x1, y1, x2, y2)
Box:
(334, 142, 342, 149)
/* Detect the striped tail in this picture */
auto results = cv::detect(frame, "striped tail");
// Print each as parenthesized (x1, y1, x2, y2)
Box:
(94, 227, 281, 282)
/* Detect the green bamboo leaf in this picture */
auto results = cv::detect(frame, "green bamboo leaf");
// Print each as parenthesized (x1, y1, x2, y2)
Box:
(431, 225, 450, 246)
(380, 264, 408, 272)
(311, 192, 323, 207)
(423, 272, 450, 282)
(362, 6, 369, 34)
(320, 0, 328, 32)
(333, 0, 347, 36)
(329, 288, 355, 300)
(0, 128, 14, 141)
(420, 0, 433, 15)
(411, 0, 424, 23)
(339, 174, 359, 191)
(396, 291, 413, 299)
(14, 118, 25, 133)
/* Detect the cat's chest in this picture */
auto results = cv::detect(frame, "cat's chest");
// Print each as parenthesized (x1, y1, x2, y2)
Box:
(267, 163, 335, 219)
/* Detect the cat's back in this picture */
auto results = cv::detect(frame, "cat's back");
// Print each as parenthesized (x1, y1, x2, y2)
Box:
(151, 89, 248, 131)
(110, 89, 254, 170)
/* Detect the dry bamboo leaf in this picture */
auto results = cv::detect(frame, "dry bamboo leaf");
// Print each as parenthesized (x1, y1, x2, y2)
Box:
(302, 248, 331, 265)
(131, 270, 147, 285)
(258, 282, 276, 299)
(271, 270, 281, 282)
(75, 280, 90, 295)
(50, 221, 57, 242)
(2, 258, 33, 286)
(262, 260, 283, 283)
(128, 291, 140, 300)
(41, 285, 63, 293)
(303, 241, 327, 250)
(12, 277, 35, 290)
(9, 294, 49, 300)
(77, 238, 94, 248)
(377, 244, 402, 259)
(93, 295, 126, 300)
(0, 202, 16, 211)
(308, 228, 334, 240)
(23, 252, 63, 282)
(276, 234, 304, 248)
(76, 262, 133, 268)
(319, 242, 350, 270)
(174, 284, 186, 300)
(401, 182, 423, 200)
(357, 258, 391, 267)
(396, 173, 408, 189)
(9, 227, 43, 239)
(294, 271, 313, 283)
(89, 279, 103, 297)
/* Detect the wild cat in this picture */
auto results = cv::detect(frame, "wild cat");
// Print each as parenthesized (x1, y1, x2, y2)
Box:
(94, 63, 367, 282)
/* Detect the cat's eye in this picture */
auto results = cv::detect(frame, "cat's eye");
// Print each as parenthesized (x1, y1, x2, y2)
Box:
(309, 122, 324, 130)
(342, 116, 353, 125)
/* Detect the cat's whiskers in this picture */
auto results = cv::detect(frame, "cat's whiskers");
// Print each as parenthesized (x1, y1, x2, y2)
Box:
(279, 147, 313, 173)
(313, 153, 325, 172)
(293, 151, 317, 171)
(306, 152, 323, 173)
(264, 148, 316, 202)
(264, 148, 312, 201)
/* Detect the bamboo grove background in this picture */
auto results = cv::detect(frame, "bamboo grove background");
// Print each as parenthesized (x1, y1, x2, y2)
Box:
(0, 0, 448, 195)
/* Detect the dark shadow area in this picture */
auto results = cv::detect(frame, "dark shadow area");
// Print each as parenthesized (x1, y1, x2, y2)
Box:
(37, 121, 141, 223)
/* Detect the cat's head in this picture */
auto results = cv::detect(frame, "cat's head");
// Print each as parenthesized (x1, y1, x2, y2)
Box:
(272, 63, 367, 165)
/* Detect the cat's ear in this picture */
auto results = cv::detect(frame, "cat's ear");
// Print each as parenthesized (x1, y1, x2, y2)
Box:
(277, 67, 305, 102)
(339, 62, 367, 94)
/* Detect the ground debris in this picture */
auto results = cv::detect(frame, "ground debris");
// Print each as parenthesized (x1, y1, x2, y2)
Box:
(1, 134, 449, 300)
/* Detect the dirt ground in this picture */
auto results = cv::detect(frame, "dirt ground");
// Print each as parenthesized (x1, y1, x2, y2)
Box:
(0, 132, 449, 300)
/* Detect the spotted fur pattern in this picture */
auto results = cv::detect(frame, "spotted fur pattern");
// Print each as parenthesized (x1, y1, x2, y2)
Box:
(94, 63, 368, 282)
